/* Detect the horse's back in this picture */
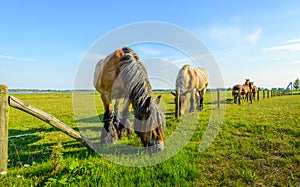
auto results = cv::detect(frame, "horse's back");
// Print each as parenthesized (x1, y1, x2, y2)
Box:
(194, 68, 208, 89)
(176, 65, 208, 92)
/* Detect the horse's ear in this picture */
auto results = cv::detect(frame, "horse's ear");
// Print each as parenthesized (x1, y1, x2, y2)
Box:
(156, 95, 161, 104)
(115, 49, 125, 58)
(171, 92, 176, 97)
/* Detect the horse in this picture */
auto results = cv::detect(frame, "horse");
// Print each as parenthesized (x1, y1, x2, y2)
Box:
(171, 64, 208, 116)
(93, 47, 165, 151)
(251, 82, 258, 100)
(232, 84, 242, 103)
(232, 79, 252, 103)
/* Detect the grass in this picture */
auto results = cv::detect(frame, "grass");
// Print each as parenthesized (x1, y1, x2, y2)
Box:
(1, 91, 300, 186)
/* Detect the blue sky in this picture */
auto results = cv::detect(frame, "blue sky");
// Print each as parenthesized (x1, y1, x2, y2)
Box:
(1, 1, 300, 89)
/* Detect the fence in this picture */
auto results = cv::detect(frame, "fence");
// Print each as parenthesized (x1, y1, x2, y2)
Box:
(236, 89, 287, 105)
(0, 84, 94, 175)
(174, 86, 291, 118)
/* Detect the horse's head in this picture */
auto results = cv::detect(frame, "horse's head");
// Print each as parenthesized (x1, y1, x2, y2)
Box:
(171, 90, 188, 116)
(134, 96, 165, 152)
(245, 79, 250, 86)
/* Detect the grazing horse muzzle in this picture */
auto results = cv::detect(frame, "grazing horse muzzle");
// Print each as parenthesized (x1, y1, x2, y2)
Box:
(135, 122, 165, 152)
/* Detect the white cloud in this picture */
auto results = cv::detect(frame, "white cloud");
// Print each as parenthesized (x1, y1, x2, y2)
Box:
(292, 60, 300, 64)
(264, 38, 300, 52)
(247, 28, 263, 43)
(264, 43, 300, 52)
(0, 54, 37, 62)
(283, 38, 300, 44)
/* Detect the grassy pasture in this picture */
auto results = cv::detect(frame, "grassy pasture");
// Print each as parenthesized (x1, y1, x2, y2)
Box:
(1, 91, 300, 186)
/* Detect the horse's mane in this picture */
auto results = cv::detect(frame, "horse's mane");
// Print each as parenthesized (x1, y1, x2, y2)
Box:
(118, 47, 152, 107)
(176, 65, 190, 93)
(117, 47, 164, 131)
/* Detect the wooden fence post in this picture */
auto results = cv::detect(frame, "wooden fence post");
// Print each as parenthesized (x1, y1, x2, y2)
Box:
(257, 90, 260, 101)
(263, 90, 265, 99)
(238, 89, 241, 105)
(267, 90, 270, 98)
(0, 84, 9, 175)
(217, 88, 220, 108)
(175, 87, 180, 119)
(249, 89, 252, 104)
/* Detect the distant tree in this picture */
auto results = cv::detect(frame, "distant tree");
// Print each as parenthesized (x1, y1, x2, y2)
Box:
(294, 78, 300, 90)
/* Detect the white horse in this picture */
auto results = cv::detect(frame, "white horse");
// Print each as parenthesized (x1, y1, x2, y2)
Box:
(172, 64, 208, 116)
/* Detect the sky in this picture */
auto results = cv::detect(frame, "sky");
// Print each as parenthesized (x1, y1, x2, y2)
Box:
(1, 1, 300, 90)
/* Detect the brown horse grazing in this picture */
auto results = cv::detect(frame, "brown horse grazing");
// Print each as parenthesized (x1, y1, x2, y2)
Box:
(171, 64, 208, 116)
(232, 79, 252, 103)
(93, 47, 165, 151)
(251, 82, 258, 100)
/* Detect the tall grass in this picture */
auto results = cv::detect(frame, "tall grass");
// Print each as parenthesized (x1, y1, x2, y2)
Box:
(1, 92, 299, 186)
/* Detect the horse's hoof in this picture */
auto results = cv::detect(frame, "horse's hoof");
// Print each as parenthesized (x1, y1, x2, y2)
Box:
(100, 135, 117, 144)
(100, 125, 118, 144)
(197, 105, 203, 111)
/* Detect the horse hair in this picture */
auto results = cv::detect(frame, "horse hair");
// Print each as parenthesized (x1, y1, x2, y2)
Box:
(117, 47, 164, 132)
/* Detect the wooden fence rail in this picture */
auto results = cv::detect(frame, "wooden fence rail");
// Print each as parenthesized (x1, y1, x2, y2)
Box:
(8, 96, 94, 150)
(0, 84, 95, 175)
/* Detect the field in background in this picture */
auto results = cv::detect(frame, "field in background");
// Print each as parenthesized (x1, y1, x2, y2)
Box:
(1, 91, 300, 186)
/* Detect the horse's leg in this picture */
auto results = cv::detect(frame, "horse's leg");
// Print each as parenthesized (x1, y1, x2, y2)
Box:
(113, 98, 121, 135)
(123, 101, 133, 136)
(196, 91, 201, 111)
(100, 93, 118, 144)
(118, 100, 132, 138)
(199, 89, 205, 111)
(233, 93, 237, 103)
(189, 89, 195, 113)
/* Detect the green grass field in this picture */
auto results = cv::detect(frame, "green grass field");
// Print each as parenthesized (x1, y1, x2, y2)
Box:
(1, 91, 300, 186)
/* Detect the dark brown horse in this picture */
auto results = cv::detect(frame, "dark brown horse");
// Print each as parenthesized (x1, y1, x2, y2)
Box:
(93, 47, 165, 151)
(232, 84, 242, 104)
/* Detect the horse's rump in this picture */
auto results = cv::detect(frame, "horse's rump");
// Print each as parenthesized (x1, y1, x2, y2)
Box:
(232, 84, 241, 95)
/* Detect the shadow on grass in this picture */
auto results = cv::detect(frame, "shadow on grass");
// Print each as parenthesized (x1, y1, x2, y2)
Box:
(207, 98, 233, 105)
(8, 128, 55, 168)
(77, 115, 104, 124)
(7, 127, 99, 168)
